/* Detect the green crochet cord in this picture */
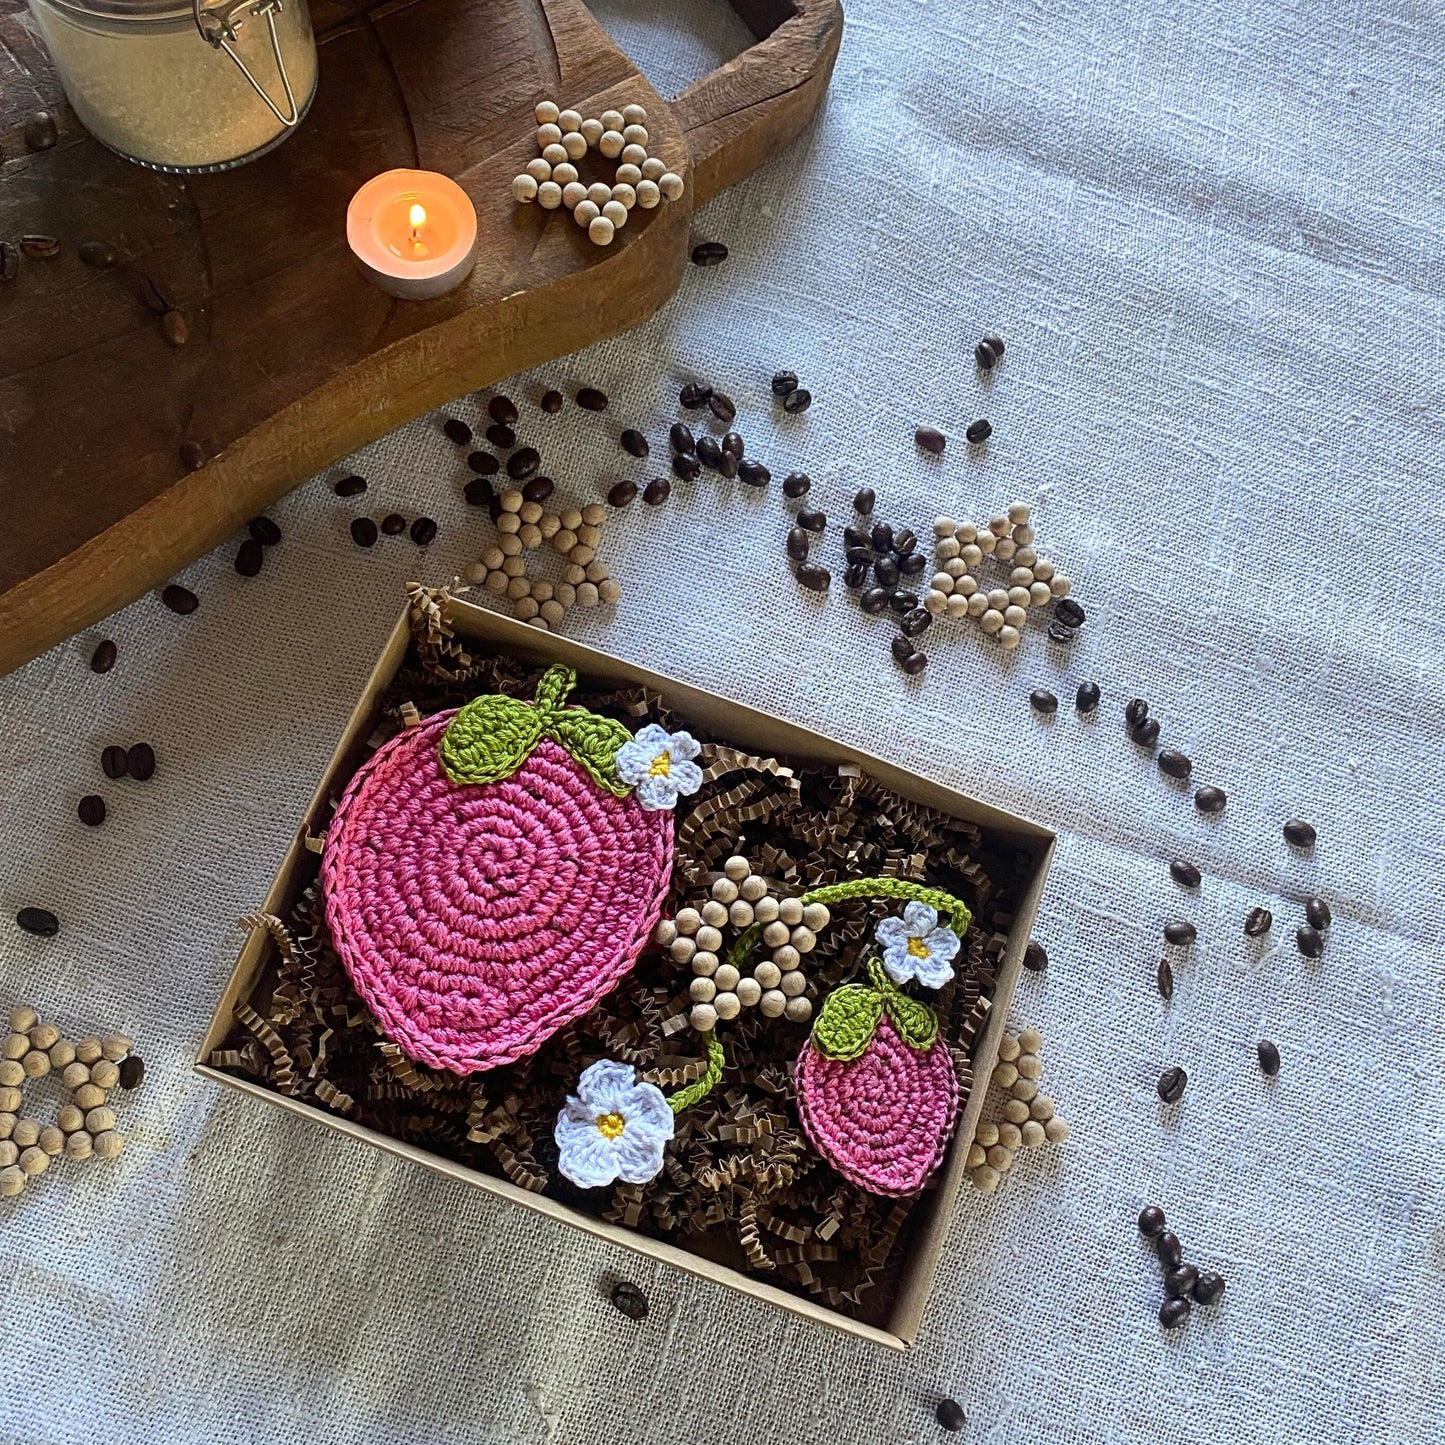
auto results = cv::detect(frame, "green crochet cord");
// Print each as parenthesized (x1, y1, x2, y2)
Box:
(665, 1028, 725, 1114)
(439, 664, 633, 796)
(799, 876, 972, 934)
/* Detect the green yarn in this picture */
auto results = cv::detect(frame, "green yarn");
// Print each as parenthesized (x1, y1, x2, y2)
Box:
(866, 957, 939, 1052)
(800, 876, 972, 935)
(666, 1028, 725, 1113)
(811, 983, 885, 1061)
(724, 920, 764, 975)
(440, 664, 631, 796)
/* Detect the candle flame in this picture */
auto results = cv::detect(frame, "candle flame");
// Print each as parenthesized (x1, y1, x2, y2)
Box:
(409, 202, 427, 232)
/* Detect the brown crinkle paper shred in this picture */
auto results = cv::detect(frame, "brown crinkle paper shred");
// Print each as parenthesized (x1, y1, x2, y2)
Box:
(212, 589, 1034, 1325)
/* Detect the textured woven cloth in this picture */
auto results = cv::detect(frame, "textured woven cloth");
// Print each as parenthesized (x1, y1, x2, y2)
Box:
(2, 0, 1442, 1441)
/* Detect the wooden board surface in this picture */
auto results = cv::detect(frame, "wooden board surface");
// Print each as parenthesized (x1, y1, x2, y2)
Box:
(0, 0, 841, 677)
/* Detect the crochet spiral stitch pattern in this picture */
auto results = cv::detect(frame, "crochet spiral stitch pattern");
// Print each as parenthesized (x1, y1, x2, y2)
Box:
(322, 682, 674, 1075)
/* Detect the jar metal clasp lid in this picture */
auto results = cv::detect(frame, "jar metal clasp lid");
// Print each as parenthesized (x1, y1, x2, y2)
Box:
(191, 0, 302, 128)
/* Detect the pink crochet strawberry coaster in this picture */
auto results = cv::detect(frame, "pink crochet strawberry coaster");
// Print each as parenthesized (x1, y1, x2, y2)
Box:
(322, 666, 690, 1075)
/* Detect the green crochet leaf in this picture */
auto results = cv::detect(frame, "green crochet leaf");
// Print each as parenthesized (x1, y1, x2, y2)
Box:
(439, 694, 544, 786)
(866, 957, 940, 1052)
(810, 983, 885, 1061)
(533, 664, 576, 716)
(548, 709, 633, 797)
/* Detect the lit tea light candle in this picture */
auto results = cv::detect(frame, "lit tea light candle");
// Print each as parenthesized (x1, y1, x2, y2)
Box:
(347, 169, 478, 300)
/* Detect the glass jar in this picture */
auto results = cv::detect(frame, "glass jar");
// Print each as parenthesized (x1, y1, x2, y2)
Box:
(25, 0, 318, 173)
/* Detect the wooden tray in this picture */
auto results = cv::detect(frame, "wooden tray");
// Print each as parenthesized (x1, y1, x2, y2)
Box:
(0, 0, 841, 676)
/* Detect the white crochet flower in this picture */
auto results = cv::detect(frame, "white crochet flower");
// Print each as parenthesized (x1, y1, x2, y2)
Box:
(554, 1059, 675, 1188)
(615, 724, 703, 811)
(875, 902, 960, 988)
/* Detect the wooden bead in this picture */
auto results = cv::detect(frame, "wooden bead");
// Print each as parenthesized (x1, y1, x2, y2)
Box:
(74, 1083, 106, 1110)
(691, 952, 718, 977)
(505, 577, 530, 601)
(513, 597, 539, 621)
(771, 944, 800, 970)
(598, 130, 624, 158)
(1032, 557, 1054, 582)
(790, 926, 817, 953)
(483, 571, 508, 595)
(689, 977, 716, 1004)
(976, 530, 997, 555)
(73, 1036, 103, 1065)
(801, 902, 830, 931)
(540, 600, 565, 627)
(966, 592, 989, 617)
(635, 180, 661, 209)
(713, 991, 741, 1021)
(517, 524, 542, 549)
(94, 1059, 123, 1088)
(557, 108, 582, 132)
(1029, 1094, 1055, 1121)
(988, 514, 1010, 537)
(674, 907, 701, 935)
(541, 142, 568, 167)
(599, 109, 624, 131)
(576, 580, 601, 605)
(18, 1147, 48, 1176)
(712, 964, 741, 992)
(558, 507, 583, 530)
(12, 1118, 40, 1147)
(38, 1125, 64, 1156)
(986, 1144, 1014, 1173)
(1044, 1116, 1071, 1144)
(1017, 1027, 1043, 1052)
(561, 181, 588, 209)
(580, 117, 604, 146)
(700, 899, 728, 928)
(954, 521, 978, 544)
(669, 937, 697, 966)
(974, 1121, 999, 1147)
(601, 200, 628, 230)
(1011, 1077, 1038, 1102)
(1016, 1052, 1043, 1080)
(589, 214, 617, 244)
(28, 1023, 59, 1051)
(1, 1033, 26, 1061)
(658, 172, 684, 201)
(64, 1130, 92, 1160)
(7, 1008, 38, 1033)
(92, 1131, 124, 1159)
(0, 1087, 20, 1112)
(784, 996, 813, 1023)
(1002, 1099, 1031, 1124)
(779, 970, 807, 997)
(550, 163, 578, 187)
(735, 977, 762, 1008)
(946, 594, 970, 619)
(971, 1164, 1000, 1193)
(729, 900, 755, 928)
(1014, 545, 1038, 567)
(561, 131, 587, 161)
(641, 155, 666, 180)
(1029, 581, 1053, 607)
(597, 579, 621, 605)
(47, 1039, 75, 1070)
(615, 163, 641, 186)
(996, 1121, 1022, 1150)
(622, 103, 648, 126)
(621, 124, 648, 148)
(761, 920, 790, 948)
(722, 854, 751, 881)
(752, 896, 779, 923)
(56, 1104, 84, 1133)
(0, 1113, 15, 1141)
(998, 626, 1021, 650)
(1020, 1120, 1047, 1148)
(511, 173, 538, 203)
(584, 182, 611, 209)
(499, 533, 523, 556)
(711, 877, 739, 904)
(525, 157, 553, 184)
(621, 144, 648, 168)
(694, 925, 723, 953)
(0, 1140, 14, 1168)
(537, 181, 563, 209)
(993, 1061, 1018, 1088)
(1008, 502, 1030, 524)
(0, 1060, 22, 1088)
(979, 609, 1004, 635)
(553, 583, 576, 608)
(611, 183, 637, 210)
(739, 874, 768, 902)
(965, 1142, 986, 1169)
(758, 989, 787, 1018)
(752, 960, 782, 989)
(997, 1034, 1021, 1062)
(581, 503, 606, 526)
(535, 100, 560, 125)
(778, 897, 804, 926)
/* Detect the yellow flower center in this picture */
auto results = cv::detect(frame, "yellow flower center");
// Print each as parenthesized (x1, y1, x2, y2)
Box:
(648, 751, 672, 778)
(907, 936, 931, 959)
(596, 1111, 626, 1139)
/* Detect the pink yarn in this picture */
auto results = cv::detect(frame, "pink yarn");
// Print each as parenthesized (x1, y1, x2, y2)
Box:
(795, 1014, 960, 1197)
(322, 710, 673, 1075)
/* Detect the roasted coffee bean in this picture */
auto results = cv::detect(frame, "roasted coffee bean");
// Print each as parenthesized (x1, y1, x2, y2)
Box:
(607, 480, 637, 508)
(781, 387, 812, 414)
(935, 1399, 967, 1432)
(691, 241, 728, 266)
(853, 487, 876, 515)
(234, 538, 264, 577)
(468, 451, 500, 475)
(1170, 860, 1201, 889)
(888, 589, 919, 614)
(1257, 1039, 1281, 1076)
(672, 453, 701, 482)
(1132, 718, 1161, 747)
(770, 371, 799, 397)
(898, 551, 927, 577)
(860, 586, 889, 615)
(845, 528, 873, 551)
(161, 584, 198, 615)
(1156, 957, 1174, 1000)
(442, 417, 472, 445)
(77, 795, 106, 827)
(894, 529, 920, 558)
(718, 448, 739, 479)
(179, 440, 207, 472)
(1125, 698, 1149, 727)
(782, 471, 811, 499)
(797, 508, 826, 533)
(488, 395, 518, 426)
(1296, 924, 1324, 958)
(620, 428, 649, 459)
(540, 389, 564, 413)
(845, 546, 876, 566)
(795, 562, 830, 592)
(786, 526, 810, 562)
(1029, 688, 1059, 715)
(334, 474, 367, 497)
(1283, 818, 1317, 848)
(463, 478, 493, 506)
(16, 907, 59, 937)
(486, 423, 516, 449)
(1138, 1205, 1166, 1237)
(523, 476, 554, 503)
(1157, 1066, 1188, 1104)
(983, 332, 1005, 357)
(1165, 1264, 1199, 1298)
(870, 522, 894, 553)
(890, 634, 916, 665)
(1158, 1296, 1190, 1329)
(1305, 896, 1331, 929)
(127, 742, 156, 781)
(1054, 598, 1086, 629)
(915, 426, 947, 454)
(0, 242, 17, 283)
(900, 649, 928, 675)
(24, 110, 57, 150)
(873, 556, 899, 589)
(844, 561, 870, 589)
(1047, 621, 1079, 644)
(642, 478, 671, 505)
(161, 309, 188, 346)
(1192, 1271, 1226, 1306)
(79, 239, 118, 270)
(708, 391, 737, 423)
(248, 516, 281, 546)
(1076, 681, 1101, 713)
(19, 234, 59, 260)
(350, 516, 378, 547)
(409, 516, 438, 545)
(1194, 785, 1227, 813)
(974, 340, 998, 370)
(504, 447, 539, 480)
(722, 432, 745, 458)
(679, 381, 712, 408)
(1156, 1231, 1183, 1266)
(610, 1280, 649, 1321)
(1163, 921, 1197, 946)
(118, 1054, 145, 1089)
(101, 746, 128, 780)
(90, 639, 117, 674)
(1023, 940, 1049, 972)
(738, 459, 771, 487)
(965, 418, 991, 443)
(1244, 907, 1273, 938)
(381, 513, 407, 535)
(576, 387, 608, 411)
(669, 422, 696, 455)
(900, 607, 932, 639)
(1158, 750, 1192, 779)
(696, 435, 723, 470)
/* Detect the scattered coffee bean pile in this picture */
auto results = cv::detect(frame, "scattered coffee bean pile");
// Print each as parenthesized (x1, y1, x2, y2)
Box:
(0, 1007, 142, 1197)
(771, 369, 812, 414)
(967, 1027, 1071, 1192)
(1137, 1205, 1226, 1329)
(839, 489, 933, 672)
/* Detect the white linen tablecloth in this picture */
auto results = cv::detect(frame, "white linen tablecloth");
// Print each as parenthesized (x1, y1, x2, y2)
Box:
(2, 1, 1442, 1441)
